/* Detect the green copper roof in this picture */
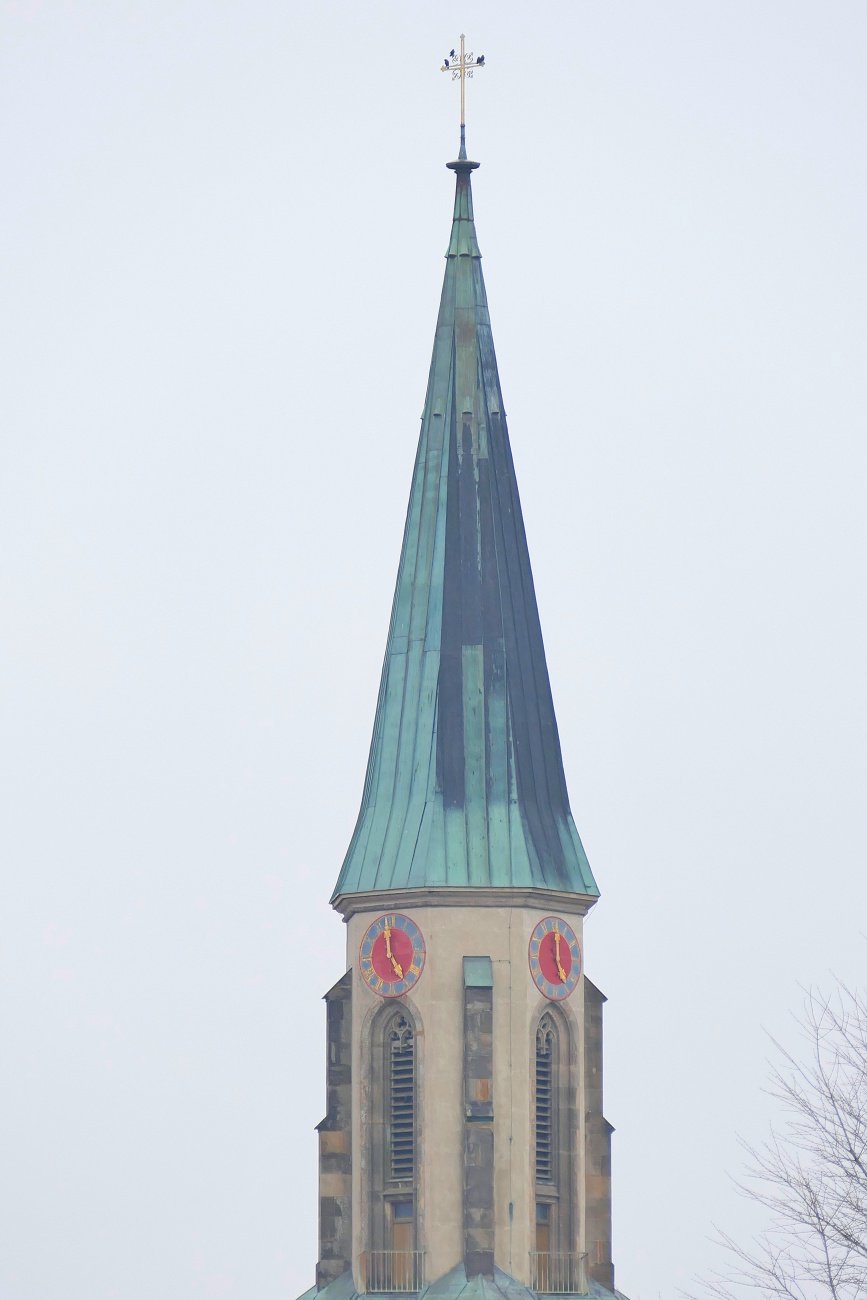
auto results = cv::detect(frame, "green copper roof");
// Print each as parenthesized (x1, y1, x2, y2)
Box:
(331, 140, 598, 903)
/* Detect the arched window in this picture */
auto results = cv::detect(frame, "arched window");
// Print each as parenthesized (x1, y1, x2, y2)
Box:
(367, 1003, 420, 1282)
(533, 1010, 575, 1264)
(387, 1015, 415, 1184)
(536, 1016, 556, 1185)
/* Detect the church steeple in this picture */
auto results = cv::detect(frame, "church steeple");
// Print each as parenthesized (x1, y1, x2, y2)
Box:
(308, 123, 619, 1300)
(332, 140, 598, 906)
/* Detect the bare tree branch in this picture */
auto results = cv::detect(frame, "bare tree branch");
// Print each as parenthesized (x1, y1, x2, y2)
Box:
(687, 983, 867, 1300)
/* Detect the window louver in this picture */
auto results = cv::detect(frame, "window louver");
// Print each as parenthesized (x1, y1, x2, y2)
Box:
(536, 1019, 554, 1183)
(389, 1017, 414, 1182)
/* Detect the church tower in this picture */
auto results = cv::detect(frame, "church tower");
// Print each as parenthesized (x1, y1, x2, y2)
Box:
(304, 112, 620, 1300)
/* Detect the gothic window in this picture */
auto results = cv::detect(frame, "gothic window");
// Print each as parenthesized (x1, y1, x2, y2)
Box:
(536, 1017, 555, 1184)
(533, 1009, 575, 1257)
(388, 1016, 415, 1183)
(368, 1004, 419, 1264)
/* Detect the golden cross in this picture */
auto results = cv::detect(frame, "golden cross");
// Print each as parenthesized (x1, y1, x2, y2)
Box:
(441, 34, 485, 128)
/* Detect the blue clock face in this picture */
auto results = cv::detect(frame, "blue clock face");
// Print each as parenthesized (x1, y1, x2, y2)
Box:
(528, 916, 581, 1000)
(359, 913, 426, 998)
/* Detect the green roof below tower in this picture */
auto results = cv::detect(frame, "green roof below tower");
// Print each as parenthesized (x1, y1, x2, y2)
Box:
(331, 140, 599, 905)
(296, 1261, 629, 1300)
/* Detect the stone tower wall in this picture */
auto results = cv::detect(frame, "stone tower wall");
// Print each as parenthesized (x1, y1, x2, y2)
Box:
(344, 903, 590, 1289)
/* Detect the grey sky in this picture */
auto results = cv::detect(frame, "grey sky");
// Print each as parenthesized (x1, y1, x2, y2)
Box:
(2, 3, 866, 1298)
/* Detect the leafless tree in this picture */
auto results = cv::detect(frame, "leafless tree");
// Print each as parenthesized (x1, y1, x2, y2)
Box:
(693, 983, 867, 1300)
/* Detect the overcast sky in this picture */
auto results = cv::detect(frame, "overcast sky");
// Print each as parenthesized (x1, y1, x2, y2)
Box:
(2, 3, 866, 1299)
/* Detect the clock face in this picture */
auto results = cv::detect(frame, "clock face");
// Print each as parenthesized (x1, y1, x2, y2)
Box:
(359, 913, 426, 998)
(528, 916, 581, 1001)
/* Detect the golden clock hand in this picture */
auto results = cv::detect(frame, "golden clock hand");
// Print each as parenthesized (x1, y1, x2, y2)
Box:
(554, 927, 567, 982)
(382, 922, 403, 978)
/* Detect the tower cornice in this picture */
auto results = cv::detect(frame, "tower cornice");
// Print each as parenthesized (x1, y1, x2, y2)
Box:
(331, 885, 599, 922)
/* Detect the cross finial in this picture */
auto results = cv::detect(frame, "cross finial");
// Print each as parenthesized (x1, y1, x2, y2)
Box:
(441, 34, 485, 138)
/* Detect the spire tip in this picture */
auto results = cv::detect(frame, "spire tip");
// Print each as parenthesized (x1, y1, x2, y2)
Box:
(447, 122, 479, 174)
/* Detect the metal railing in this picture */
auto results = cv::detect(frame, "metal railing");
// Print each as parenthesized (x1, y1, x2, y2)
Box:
(363, 1250, 425, 1293)
(530, 1251, 588, 1295)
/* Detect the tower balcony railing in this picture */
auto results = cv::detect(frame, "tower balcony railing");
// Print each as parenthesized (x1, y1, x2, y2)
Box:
(362, 1249, 425, 1293)
(530, 1251, 588, 1295)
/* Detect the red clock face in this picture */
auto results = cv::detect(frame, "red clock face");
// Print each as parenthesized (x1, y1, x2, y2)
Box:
(538, 930, 573, 984)
(371, 926, 414, 981)
(359, 914, 426, 998)
(528, 916, 581, 1001)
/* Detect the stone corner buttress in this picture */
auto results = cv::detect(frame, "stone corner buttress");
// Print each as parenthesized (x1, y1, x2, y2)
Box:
(316, 971, 352, 1292)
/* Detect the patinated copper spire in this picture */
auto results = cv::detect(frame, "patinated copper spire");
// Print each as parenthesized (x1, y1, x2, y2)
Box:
(331, 142, 598, 906)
